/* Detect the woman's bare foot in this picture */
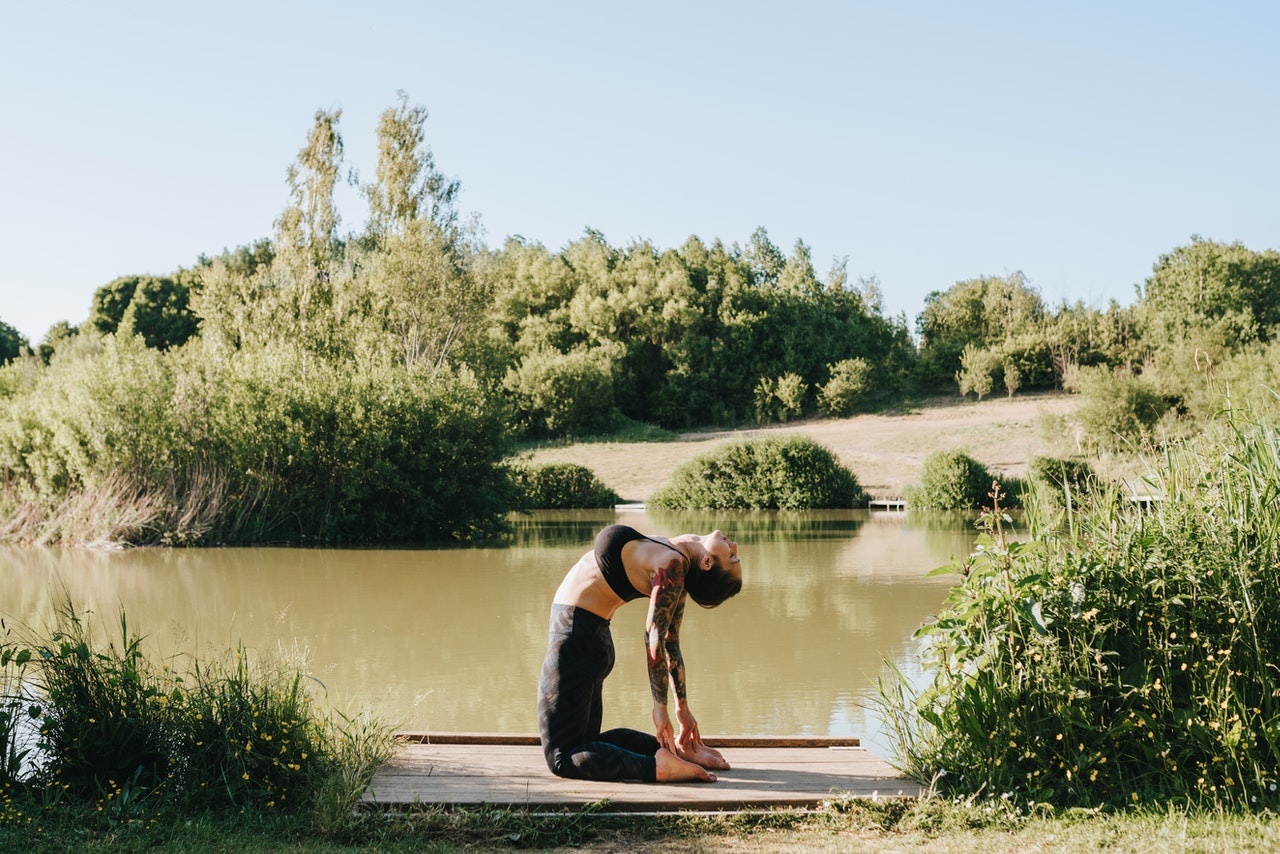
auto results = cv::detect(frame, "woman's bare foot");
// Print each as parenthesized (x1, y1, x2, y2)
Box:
(655, 747, 716, 782)
(677, 742, 731, 770)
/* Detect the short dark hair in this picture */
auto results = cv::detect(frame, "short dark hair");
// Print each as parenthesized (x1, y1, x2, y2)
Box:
(684, 557, 742, 608)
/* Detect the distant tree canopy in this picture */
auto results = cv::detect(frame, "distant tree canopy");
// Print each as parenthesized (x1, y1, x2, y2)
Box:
(10, 88, 1280, 547)
(478, 228, 915, 433)
(1139, 236, 1280, 353)
(88, 275, 198, 350)
(0, 319, 27, 365)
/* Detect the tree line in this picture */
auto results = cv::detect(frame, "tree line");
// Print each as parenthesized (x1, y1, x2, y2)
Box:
(2, 94, 1279, 543)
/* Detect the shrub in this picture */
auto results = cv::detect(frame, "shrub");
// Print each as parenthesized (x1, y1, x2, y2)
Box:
(510, 462, 620, 509)
(0, 336, 516, 545)
(905, 450, 993, 510)
(818, 357, 873, 417)
(1070, 365, 1169, 451)
(648, 435, 867, 510)
(877, 420, 1280, 809)
(753, 373, 808, 424)
(956, 344, 998, 400)
(503, 346, 618, 438)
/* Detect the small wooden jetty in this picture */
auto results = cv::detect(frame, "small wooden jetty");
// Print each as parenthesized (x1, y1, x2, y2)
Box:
(868, 498, 907, 510)
(363, 734, 921, 811)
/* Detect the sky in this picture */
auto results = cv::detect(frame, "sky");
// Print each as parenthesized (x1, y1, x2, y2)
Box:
(3, 1, 1278, 344)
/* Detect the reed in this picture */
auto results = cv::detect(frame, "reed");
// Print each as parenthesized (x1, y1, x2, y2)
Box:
(876, 415, 1280, 809)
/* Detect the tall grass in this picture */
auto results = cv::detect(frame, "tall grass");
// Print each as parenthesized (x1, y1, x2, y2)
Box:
(1, 605, 394, 830)
(876, 417, 1280, 809)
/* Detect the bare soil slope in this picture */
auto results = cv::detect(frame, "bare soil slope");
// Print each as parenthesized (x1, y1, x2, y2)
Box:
(522, 391, 1079, 503)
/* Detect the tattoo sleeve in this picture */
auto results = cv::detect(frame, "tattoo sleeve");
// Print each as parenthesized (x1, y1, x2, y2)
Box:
(646, 556, 686, 706)
(666, 597, 687, 703)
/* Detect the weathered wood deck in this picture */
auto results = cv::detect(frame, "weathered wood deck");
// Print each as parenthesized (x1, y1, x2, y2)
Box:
(363, 734, 922, 811)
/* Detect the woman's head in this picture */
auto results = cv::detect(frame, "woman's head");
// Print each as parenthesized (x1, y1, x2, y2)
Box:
(685, 530, 743, 608)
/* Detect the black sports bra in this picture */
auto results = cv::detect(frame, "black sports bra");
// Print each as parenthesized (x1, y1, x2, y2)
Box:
(594, 524, 681, 602)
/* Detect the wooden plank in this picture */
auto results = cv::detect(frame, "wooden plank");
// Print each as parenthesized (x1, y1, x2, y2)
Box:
(363, 741, 920, 810)
(395, 732, 860, 748)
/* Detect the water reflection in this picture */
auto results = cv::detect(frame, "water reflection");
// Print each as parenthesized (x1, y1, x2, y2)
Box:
(0, 510, 979, 756)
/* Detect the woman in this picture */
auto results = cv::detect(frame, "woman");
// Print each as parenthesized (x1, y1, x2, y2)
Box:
(537, 524, 743, 783)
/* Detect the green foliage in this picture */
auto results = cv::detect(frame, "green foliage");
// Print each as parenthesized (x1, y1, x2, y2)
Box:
(1140, 236, 1280, 351)
(509, 462, 621, 509)
(878, 420, 1280, 809)
(363, 90, 459, 239)
(275, 108, 345, 279)
(0, 320, 26, 365)
(818, 357, 873, 416)
(477, 227, 916, 433)
(0, 335, 515, 545)
(88, 275, 198, 350)
(503, 346, 618, 438)
(956, 345, 998, 400)
(4, 605, 393, 826)
(754, 372, 807, 423)
(916, 272, 1047, 389)
(1070, 365, 1169, 451)
(905, 449, 997, 510)
(648, 435, 867, 509)
(1026, 456, 1097, 509)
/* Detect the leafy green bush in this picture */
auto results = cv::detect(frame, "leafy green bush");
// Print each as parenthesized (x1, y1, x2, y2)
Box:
(0, 335, 516, 545)
(878, 420, 1280, 809)
(648, 435, 867, 509)
(510, 462, 620, 509)
(503, 346, 618, 438)
(818, 357, 873, 417)
(956, 344, 998, 400)
(905, 450, 995, 510)
(1070, 365, 1169, 451)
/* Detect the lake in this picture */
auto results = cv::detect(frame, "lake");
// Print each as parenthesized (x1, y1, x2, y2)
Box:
(0, 508, 979, 757)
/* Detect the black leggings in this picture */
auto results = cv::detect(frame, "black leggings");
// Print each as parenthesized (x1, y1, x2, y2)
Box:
(538, 604, 659, 782)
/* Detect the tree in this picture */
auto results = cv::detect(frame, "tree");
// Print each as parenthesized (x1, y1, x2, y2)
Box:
(88, 275, 197, 350)
(37, 321, 79, 364)
(275, 108, 345, 279)
(0, 318, 27, 364)
(503, 345, 618, 437)
(1139, 236, 1280, 351)
(819, 357, 873, 416)
(956, 344, 997, 400)
(917, 272, 1046, 389)
(368, 228, 483, 371)
(363, 92, 459, 240)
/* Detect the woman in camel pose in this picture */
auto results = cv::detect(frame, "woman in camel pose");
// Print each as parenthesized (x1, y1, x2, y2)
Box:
(538, 524, 743, 783)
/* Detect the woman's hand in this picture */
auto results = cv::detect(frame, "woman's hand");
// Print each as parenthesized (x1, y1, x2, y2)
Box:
(653, 702, 676, 753)
(675, 704, 703, 754)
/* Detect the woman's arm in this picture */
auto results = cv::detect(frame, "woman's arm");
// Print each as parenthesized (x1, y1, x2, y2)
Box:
(645, 553, 687, 751)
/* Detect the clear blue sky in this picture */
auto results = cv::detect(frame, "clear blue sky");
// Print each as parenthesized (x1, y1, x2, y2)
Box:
(3, 1, 1278, 343)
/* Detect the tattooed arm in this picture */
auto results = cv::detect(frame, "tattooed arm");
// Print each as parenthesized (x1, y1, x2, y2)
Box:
(664, 596, 707, 755)
(646, 554, 687, 752)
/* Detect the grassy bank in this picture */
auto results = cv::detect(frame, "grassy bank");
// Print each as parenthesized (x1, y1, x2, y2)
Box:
(4, 797, 1280, 852)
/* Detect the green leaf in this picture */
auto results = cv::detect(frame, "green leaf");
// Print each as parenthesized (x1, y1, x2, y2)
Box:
(1016, 598, 1050, 635)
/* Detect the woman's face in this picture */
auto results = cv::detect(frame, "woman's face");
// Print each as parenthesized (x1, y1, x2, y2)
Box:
(703, 530, 741, 578)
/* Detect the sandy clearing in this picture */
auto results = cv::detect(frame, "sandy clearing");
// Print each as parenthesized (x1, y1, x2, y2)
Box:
(518, 391, 1079, 503)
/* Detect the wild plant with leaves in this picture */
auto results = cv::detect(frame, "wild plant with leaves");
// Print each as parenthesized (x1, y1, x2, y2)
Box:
(878, 417, 1280, 809)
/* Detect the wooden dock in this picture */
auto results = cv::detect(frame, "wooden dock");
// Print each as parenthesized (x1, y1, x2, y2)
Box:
(363, 734, 921, 811)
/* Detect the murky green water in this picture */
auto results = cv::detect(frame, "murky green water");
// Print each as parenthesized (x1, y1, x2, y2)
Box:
(0, 509, 979, 755)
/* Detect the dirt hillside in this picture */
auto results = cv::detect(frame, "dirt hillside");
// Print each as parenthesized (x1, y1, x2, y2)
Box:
(522, 391, 1080, 503)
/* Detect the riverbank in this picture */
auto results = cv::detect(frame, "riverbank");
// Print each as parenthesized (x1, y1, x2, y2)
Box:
(522, 391, 1085, 503)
